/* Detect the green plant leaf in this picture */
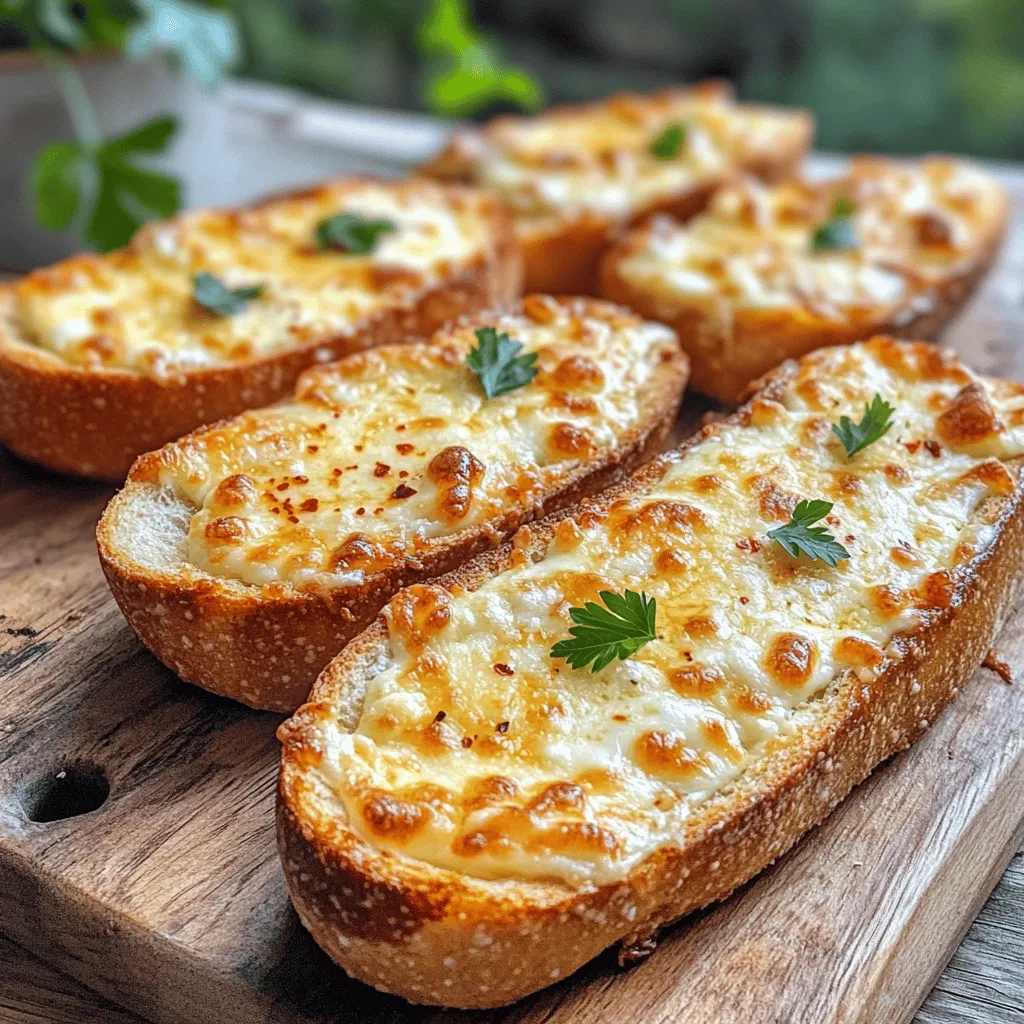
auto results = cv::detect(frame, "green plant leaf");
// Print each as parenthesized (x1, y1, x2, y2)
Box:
(466, 326, 538, 399)
(31, 140, 83, 230)
(417, 0, 544, 116)
(192, 272, 262, 316)
(102, 115, 178, 157)
(767, 500, 850, 566)
(832, 394, 895, 458)
(316, 212, 397, 254)
(126, 0, 239, 89)
(550, 590, 658, 673)
(86, 158, 180, 252)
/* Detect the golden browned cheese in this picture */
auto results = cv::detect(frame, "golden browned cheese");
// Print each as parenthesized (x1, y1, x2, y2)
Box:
(5, 179, 499, 378)
(612, 157, 1005, 323)
(435, 85, 809, 233)
(140, 297, 679, 590)
(310, 338, 1024, 887)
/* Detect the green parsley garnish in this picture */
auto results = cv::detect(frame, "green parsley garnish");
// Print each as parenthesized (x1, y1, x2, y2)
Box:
(316, 212, 396, 254)
(466, 326, 538, 399)
(767, 500, 850, 566)
(811, 196, 857, 252)
(192, 273, 262, 316)
(832, 394, 895, 458)
(650, 122, 687, 159)
(550, 589, 658, 673)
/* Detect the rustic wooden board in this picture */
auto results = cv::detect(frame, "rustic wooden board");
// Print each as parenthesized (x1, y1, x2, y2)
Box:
(1, 170, 1023, 1024)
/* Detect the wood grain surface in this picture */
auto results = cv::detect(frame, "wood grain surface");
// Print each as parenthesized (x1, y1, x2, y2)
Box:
(1, 166, 1023, 1024)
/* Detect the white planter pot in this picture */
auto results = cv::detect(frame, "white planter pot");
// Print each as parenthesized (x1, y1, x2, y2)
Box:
(0, 54, 449, 271)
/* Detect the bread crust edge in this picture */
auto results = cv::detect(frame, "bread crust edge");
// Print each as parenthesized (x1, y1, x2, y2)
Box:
(275, 350, 1024, 1008)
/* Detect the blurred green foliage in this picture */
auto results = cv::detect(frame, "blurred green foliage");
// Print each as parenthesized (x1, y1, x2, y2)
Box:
(228, 0, 1022, 159)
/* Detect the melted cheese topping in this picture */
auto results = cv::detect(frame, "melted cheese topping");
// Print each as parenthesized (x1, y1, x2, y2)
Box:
(313, 338, 1024, 886)
(444, 85, 808, 229)
(7, 180, 496, 378)
(615, 157, 1005, 319)
(144, 296, 678, 591)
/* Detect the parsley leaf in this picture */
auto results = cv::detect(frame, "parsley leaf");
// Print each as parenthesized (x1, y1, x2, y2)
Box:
(811, 196, 858, 252)
(316, 213, 396, 255)
(650, 122, 687, 159)
(767, 500, 850, 567)
(466, 326, 538, 399)
(192, 273, 262, 316)
(550, 589, 658, 673)
(832, 394, 895, 458)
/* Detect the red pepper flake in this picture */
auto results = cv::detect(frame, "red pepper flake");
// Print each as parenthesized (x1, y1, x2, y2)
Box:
(461, 736, 473, 748)
(493, 663, 514, 676)
(271, 507, 281, 515)
(307, 445, 319, 453)
(396, 442, 414, 455)
(294, 475, 309, 484)
(924, 439, 942, 458)
(399, 470, 409, 478)
(433, 710, 447, 723)
(276, 482, 290, 491)
(739, 596, 749, 605)
(374, 462, 391, 477)
(390, 483, 417, 500)
(356, 507, 366, 515)
(332, 468, 343, 477)
(355, 445, 364, 452)
(288, 515, 299, 524)
(496, 721, 510, 733)
(300, 498, 319, 513)
(904, 440, 922, 455)
(346, 464, 359, 471)
(396, 424, 407, 431)
(736, 537, 763, 553)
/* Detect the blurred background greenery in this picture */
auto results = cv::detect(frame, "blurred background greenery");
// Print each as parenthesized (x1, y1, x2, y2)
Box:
(228, 0, 1024, 159)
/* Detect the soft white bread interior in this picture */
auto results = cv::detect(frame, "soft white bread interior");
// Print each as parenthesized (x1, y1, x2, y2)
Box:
(602, 156, 1009, 402)
(98, 296, 687, 711)
(0, 177, 520, 480)
(278, 337, 1024, 1008)
(423, 81, 812, 295)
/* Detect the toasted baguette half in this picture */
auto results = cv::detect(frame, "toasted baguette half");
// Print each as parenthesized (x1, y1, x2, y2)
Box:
(422, 81, 812, 296)
(278, 336, 1024, 1008)
(602, 156, 1009, 403)
(0, 177, 521, 481)
(97, 296, 687, 711)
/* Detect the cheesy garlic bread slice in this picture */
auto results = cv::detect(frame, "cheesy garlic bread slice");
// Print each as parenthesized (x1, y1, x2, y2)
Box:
(423, 81, 812, 295)
(0, 178, 519, 480)
(602, 157, 1008, 402)
(97, 297, 686, 711)
(279, 337, 1024, 1007)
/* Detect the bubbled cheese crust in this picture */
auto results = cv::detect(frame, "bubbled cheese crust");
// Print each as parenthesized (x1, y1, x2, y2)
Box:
(602, 157, 1009, 401)
(303, 338, 1024, 889)
(5, 179, 498, 378)
(138, 296, 680, 592)
(431, 84, 809, 230)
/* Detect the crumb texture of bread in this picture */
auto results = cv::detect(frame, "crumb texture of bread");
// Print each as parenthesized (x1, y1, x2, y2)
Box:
(0, 177, 520, 479)
(422, 82, 812, 294)
(98, 296, 688, 711)
(602, 157, 1008, 402)
(278, 336, 1024, 1007)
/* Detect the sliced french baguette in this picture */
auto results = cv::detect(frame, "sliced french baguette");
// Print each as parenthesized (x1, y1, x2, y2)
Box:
(278, 336, 1024, 1008)
(97, 296, 687, 711)
(0, 177, 520, 481)
(602, 156, 1009, 403)
(422, 81, 812, 296)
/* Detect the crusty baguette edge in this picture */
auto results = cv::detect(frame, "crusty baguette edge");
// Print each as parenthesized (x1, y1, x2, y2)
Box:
(422, 85, 813, 296)
(96, 304, 689, 712)
(276, 353, 1024, 1008)
(601, 181, 1010, 404)
(0, 184, 521, 482)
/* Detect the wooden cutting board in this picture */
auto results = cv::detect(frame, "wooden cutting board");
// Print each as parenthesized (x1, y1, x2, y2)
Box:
(1, 171, 1023, 1024)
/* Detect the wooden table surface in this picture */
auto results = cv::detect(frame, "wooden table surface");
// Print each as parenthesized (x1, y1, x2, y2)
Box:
(2, 163, 1023, 1024)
